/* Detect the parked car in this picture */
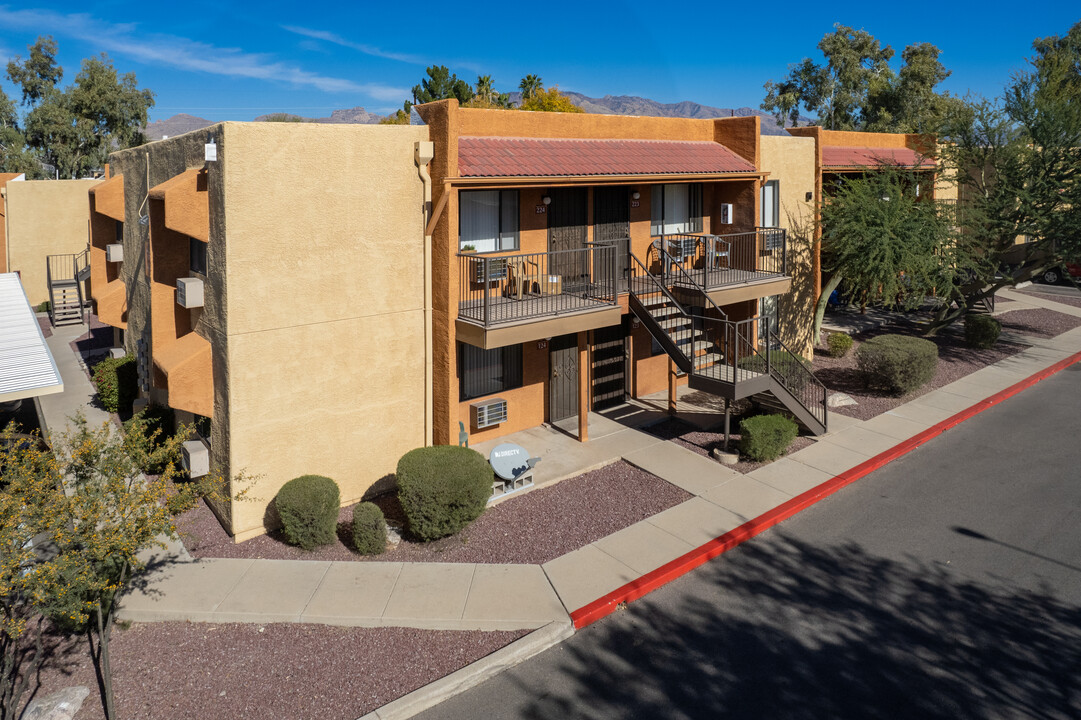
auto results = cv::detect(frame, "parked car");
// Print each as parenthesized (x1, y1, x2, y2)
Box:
(1038, 261, 1081, 285)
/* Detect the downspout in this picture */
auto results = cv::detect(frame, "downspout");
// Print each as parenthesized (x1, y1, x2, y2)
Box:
(415, 141, 435, 447)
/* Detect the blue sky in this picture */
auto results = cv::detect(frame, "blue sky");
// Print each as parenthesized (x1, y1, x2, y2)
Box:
(0, 2, 1076, 123)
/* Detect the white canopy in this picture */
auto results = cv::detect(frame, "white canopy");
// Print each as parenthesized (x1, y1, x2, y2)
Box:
(0, 272, 63, 402)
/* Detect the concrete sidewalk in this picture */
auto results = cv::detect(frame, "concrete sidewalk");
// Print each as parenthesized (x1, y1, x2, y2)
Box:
(34, 301, 1081, 632)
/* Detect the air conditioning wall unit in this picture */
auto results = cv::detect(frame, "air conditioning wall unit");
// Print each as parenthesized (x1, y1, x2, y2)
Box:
(181, 439, 210, 478)
(177, 277, 204, 308)
(106, 244, 124, 262)
(471, 397, 508, 430)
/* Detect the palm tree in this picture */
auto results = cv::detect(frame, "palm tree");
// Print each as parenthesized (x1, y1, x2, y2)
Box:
(519, 75, 543, 101)
(475, 75, 494, 104)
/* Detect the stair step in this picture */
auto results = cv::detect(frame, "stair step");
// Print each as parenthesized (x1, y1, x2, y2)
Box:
(657, 317, 691, 330)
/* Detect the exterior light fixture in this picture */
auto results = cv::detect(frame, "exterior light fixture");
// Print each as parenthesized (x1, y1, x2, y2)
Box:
(205, 133, 217, 162)
(805, 191, 813, 202)
(542, 195, 552, 205)
(632, 191, 641, 200)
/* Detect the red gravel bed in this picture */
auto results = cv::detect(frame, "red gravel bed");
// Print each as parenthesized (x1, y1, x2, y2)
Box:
(997, 308, 1081, 337)
(177, 461, 692, 565)
(1013, 288, 1081, 309)
(26, 623, 526, 720)
(813, 324, 1028, 421)
(37, 315, 52, 338)
(642, 417, 814, 474)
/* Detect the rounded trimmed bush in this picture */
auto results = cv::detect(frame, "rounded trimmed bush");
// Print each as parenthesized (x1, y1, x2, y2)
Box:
(352, 502, 387, 555)
(827, 331, 854, 358)
(965, 313, 1001, 349)
(739, 414, 798, 462)
(396, 446, 492, 542)
(855, 334, 939, 396)
(275, 475, 341, 550)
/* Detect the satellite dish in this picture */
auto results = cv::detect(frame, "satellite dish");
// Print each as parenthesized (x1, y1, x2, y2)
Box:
(489, 443, 539, 481)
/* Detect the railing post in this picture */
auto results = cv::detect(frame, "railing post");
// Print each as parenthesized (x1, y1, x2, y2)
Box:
(765, 317, 771, 377)
(482, 257, 490, 327)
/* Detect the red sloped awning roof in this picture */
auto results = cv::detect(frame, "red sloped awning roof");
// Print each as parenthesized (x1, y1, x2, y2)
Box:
(458, 136, 756, 177)
(822, 145, 935, 170)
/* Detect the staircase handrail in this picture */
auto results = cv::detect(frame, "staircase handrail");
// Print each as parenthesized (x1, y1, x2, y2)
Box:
(649, 240, 728, 320)
(766, 324, 828, 430)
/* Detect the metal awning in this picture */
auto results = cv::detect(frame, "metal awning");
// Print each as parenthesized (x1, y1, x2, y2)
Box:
(0, 273, 63, 402)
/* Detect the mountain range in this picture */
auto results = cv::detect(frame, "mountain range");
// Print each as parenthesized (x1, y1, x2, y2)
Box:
(143, 93, 811, 141)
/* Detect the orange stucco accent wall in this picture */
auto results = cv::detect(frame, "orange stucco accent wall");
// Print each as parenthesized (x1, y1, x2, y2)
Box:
(89, 173, 128, 328)
(0, 173, 24, 273)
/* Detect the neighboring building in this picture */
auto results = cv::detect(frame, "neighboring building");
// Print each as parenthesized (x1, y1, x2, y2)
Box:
(89, 107, 828, 540)
(2, 177, 99, 307)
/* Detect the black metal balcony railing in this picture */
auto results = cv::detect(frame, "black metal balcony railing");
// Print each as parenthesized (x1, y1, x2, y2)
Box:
(651, 228, 787, 292)
(457, 245, 618, 327)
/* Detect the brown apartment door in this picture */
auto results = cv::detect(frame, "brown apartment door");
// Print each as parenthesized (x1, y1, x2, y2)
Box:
(548, 187, 589, 291)
(593, 186, 631, 293)
(549, 333, 579, 423)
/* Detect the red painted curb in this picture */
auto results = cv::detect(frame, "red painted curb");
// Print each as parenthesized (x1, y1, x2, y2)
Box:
(570, 348, 1081, 629)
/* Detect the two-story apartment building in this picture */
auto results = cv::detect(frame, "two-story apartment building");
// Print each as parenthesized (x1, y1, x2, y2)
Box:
(88, 107, 830, 540)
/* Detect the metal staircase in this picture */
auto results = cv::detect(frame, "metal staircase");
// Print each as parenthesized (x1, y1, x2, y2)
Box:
(628, 241, 827, 435)
(46, 249, 90, 327)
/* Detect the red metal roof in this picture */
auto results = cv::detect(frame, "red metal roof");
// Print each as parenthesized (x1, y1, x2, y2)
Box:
(458, 136, 756, 177)
(822, 145, 935, 170)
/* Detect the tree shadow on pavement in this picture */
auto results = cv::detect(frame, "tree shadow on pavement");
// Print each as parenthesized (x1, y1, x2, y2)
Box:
(512, 531, 1081, 720)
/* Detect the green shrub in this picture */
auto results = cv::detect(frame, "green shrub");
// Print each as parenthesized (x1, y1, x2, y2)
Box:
(396, 446, 492, 542)
(91, 355, 137, 413)
(739, 414, 799, 462)
(36, 300, 51, 313)
(964, 313, 1001, 349)
(855, 334, 939, 395)
(275, 475, 341, 550)
(827, 332, 854, 358)
(123, 405, 177, 474)
(352, 502, 387, 555)
(738, 350, 813, 391)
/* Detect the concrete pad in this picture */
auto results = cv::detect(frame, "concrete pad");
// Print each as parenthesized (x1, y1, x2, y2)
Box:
(461, 564, 567, 628)
(381, 563, 476, 625)
(859, 412, 932, 441)
(593, 521, 696, 576)
(623, 441, 737, 496)
(543, 544, 639, 613)
(213, 559, 331, 622)
(934, 380, 992, 401)
(300, 562, 403, 626)
(746, 457, 833, 497)
(786, 440, 870, 476)
(916, 389, 982, 413)
(819, 425, 902, 457)
(701, 475, 793, 522)
(885, 402, 955, 426)
(645, 497, 745, 548)
(817, 412, 861, 437)
(118, 558, 254, 622)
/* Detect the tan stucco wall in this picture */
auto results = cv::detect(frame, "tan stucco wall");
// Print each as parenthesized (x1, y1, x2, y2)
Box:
(220, 122, 430, 539)
(760, 135, 816, 359)
(4, 179, 100, 305)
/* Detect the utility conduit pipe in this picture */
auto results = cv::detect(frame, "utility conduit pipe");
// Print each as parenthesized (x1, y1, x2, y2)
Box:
(415, 141, 435, 447)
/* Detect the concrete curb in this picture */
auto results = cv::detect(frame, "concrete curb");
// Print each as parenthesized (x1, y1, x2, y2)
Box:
(569, 348, 1081, 629)
(356, 620, 574, 720)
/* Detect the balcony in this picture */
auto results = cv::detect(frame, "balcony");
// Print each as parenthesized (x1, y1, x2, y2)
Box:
(456, 245, 622, 349)
(651, 228, 792, 305)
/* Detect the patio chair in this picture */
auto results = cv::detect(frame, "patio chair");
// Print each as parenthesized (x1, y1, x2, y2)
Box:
(504, 257, 540, 300)
(711, 236, 731, 270)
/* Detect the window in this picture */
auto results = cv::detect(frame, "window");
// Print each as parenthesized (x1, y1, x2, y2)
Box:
(651, 184, 702, 236)
(190, 237, 207, 275)
(115, 220, 124, 243)
(459, 343, 523, 400)
(759, 295, 780, 346)
(760, 180, 780, 227)
(460, 190, 519, 253)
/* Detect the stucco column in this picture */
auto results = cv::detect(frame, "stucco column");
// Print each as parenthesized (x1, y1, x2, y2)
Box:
(577, 331, 589, 443)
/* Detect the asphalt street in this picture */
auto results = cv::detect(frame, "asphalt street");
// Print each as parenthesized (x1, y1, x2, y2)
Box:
(418, 365, 1081, 720)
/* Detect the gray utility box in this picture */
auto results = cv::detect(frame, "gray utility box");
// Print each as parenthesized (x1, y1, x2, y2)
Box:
(176, 277, 204, 309)
(181, 439, 210, 478)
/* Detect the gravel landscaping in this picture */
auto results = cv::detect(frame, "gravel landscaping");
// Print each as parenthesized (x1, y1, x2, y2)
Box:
(177, 461, 692, 565)
(642, 416, 814, 474)
(25, 622, 526, 720)
(997, 307, 1081, 337)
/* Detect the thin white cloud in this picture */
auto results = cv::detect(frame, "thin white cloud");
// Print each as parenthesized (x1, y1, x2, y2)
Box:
(0, 7, 407, 100)
(282, 26, 426, 65)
